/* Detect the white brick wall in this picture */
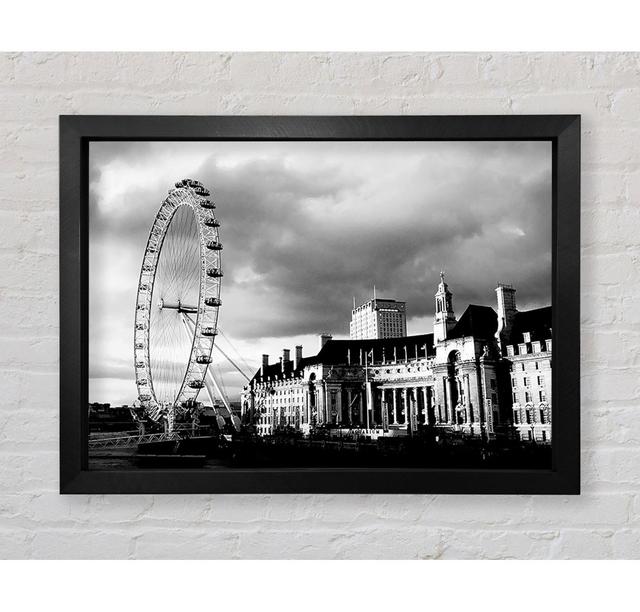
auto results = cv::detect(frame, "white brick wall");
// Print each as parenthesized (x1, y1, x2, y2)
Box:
(0, 52, 638, 559)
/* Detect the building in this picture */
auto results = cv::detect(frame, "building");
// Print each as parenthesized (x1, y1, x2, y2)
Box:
(242, 275, 552, 443)
(498, 286, 553, 443)
(350, 296, 407, 339)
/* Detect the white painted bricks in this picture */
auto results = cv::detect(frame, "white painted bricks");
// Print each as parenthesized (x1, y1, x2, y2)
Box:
(1, 52, 639, 559)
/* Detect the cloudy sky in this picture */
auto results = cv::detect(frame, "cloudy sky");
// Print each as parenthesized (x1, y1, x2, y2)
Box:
(89, 140, 551, 404)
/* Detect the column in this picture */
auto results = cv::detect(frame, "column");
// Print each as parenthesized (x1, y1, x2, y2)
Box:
(346, 389, 353, 426)
(441, 377, 449, 423)
(382, 390, 389, 431)
(402, 388, 408, 428)
(318, 384, 325, 425)
(392, 388, 398, 424)
(303, 389, 308, 425)
(358, 390, 364, 425)
(450, 377, 458, 424)
(432, 385, 439, 423)
(422, 386, 429, 424)
(464, 373, 472, 424)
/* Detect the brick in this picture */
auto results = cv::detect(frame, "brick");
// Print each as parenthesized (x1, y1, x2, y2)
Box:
(0, 51, 639, 559)
(32, 529, 135, 559)
(611, 528, 640, 558)
(551, 529, 615, 559)
(439, 528, 557, 559)
(585, 449, 640, 487)
(134, 529, 239, 559)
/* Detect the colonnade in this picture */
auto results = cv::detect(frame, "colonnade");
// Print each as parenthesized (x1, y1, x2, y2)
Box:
(378, 385, 435, 428)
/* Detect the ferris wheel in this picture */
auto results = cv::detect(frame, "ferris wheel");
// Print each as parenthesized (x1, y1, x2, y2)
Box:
(133, 178, 225, 426)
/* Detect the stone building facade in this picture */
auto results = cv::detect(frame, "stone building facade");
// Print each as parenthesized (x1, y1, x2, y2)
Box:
(241, 275, 552, 442)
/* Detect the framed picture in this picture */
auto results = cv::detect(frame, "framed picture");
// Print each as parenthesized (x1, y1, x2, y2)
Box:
(60, 115, 580, 494)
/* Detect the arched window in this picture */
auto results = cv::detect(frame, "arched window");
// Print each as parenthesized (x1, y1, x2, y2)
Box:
(539, 404, 548, 424)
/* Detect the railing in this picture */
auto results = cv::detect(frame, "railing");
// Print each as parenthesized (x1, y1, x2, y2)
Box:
(89, 430, 140, 440)
(88, 432, 177, 449)
(88, 425, 211, 449)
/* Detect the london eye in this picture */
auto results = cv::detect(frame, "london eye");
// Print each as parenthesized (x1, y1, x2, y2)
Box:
(133, 178, 225, 429)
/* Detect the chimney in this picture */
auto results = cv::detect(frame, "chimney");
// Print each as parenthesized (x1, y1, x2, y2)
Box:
(294, 345, 303, 369)
(282, 348, 290, 363)
(261, 354, 269, 377)
(319, 333, 332, 350)
(279, 356, 284, 373)
(495, 284, 517, 348)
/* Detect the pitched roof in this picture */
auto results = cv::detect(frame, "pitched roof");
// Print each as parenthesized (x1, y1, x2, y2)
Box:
(310, 334, 435, 366)
(510, 306, 552, 343)
(448, 304, 498, 340)
(250, 333, 435, 383)
(250, 356, 315, 383)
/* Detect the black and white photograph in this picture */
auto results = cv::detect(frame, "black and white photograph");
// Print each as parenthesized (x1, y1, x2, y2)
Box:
(88, 139, 553, 471)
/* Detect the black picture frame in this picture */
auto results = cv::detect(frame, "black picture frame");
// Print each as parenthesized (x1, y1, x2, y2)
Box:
(60, 115, 580, 494)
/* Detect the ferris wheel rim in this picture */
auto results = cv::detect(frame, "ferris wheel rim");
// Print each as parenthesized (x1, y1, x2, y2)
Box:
(133, 180, 222, 421)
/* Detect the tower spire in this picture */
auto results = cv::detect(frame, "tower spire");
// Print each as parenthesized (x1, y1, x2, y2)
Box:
(433, 271, 456, 343)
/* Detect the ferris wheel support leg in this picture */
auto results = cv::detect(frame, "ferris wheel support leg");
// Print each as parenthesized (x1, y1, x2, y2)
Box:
(180, 314, 232, 415)
(179, 314, 216, 409)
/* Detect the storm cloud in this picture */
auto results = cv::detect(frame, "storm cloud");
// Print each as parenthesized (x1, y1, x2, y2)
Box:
(89, 140, 551, 403)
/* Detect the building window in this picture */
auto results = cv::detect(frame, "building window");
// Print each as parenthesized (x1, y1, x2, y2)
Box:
(539, 390, 547, 402)
(525, 409, 532, 424)
(521, 363, 525, 371)
(525, 391, 532, 403)
(523, 332, 531, 343)
(542, 430, 547, 442)
(513, 411, 520, 424)
(532, 342, 541, 353)
(523, 377, 529, 387)
(537, 375, 544, 385)
(512, 392, 518, 403)
(539, 409, 546, 424)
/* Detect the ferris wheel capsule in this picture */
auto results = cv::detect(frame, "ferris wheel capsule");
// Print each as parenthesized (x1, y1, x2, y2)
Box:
(206, 240, 223, 251)
(206, 267, 223, 278)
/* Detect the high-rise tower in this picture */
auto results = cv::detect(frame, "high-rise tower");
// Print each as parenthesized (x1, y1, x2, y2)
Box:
(350, 296, 407, 339)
